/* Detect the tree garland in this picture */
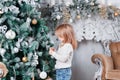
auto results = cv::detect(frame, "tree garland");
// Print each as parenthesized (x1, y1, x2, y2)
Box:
(40, 0, 120, 30)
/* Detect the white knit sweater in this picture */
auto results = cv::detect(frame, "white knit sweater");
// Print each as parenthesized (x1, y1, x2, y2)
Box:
(51, 43, 73, 69)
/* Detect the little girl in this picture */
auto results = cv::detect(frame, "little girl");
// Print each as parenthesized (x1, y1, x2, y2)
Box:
(49, 24, 77, 80)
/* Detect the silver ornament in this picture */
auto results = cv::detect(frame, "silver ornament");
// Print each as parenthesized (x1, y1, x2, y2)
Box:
(0, 48, 6, 57)
(13, 47, 19, 53)
(39, 71, 47, 79)
(5, 30, 16, 39)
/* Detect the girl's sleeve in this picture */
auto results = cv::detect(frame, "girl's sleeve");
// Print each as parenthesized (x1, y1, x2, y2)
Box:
(51, 44, 73, 62)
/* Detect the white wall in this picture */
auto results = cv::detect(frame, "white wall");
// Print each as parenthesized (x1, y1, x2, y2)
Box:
(71, 40, 104, 80)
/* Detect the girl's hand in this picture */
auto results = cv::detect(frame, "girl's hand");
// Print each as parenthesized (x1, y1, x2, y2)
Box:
(49, 47, 55, 55)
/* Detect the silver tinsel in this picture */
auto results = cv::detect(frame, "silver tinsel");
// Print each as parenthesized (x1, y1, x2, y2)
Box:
(31, 52, 39, 66)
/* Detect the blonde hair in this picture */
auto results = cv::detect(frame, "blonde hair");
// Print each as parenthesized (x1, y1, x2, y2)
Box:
(55, 24, 77, 49)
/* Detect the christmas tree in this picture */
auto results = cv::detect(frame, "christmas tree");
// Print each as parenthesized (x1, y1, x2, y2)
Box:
(0, 0, 55, 80)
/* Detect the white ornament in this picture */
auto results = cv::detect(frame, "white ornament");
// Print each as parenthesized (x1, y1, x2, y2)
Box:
(5, 30, 16, 39)
(10, 77, 15, 80)
(13, 47, 19, 53)
(0, 48, 6, 57)
(49, 0, 55, 6)
(69, 19, 73, 23)
(108, 3, 112, 6)
(77, 6, 79, 9)
(85, 0, 89, 3)
(90, 2, 94, 5)
(56, 15, 61, 20)
(64, 0, 74, 5)
(39, 71, 47, 79)
(65, 2, 70, 6)
(88, 14, 91, 18)
(98, 4, 102, 8)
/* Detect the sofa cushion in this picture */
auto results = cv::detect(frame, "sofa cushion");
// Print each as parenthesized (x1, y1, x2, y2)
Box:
(110, 42, 120, 69)
(106, 70, 120, 79)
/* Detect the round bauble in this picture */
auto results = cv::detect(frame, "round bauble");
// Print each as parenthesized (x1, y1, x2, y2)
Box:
(65, 2, 70, 6)
(22, 56, 28, 62)
(5, 30, 16, 39)
(39, 71, 47, 79)
(90, 2, 94, 5)
(114, 12, 119, 16)
(69, 18, 73, 23)
(0, 48, 6, 56)
(88, 14, 91, 18)
(13, 47, 19, 53)
(76, 15, 81, 19)
(56, 15, 61, 20)
(32, 19, 37, 25)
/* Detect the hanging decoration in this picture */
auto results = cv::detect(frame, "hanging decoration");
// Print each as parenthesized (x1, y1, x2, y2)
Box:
(40, 0, 120, 29)
(31, 52, 39, 66)
(39, 65, 47, 79)
(22, 56, 28, 62)
(32, 18, 38, 25)
(0, 48, 6, 57)
(5, 30, 16, 39)
(0, 62, 8, 78)
(39, 71, 47, 79)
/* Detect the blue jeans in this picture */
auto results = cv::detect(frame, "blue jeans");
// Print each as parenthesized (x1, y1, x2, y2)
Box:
(56, 68, 72, 80)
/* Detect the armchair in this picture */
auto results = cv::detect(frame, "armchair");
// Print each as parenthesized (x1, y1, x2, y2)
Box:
(92, 42, 120, 80)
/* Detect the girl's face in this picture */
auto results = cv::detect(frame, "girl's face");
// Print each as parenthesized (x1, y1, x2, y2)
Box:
(58, 36, 64, 42)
